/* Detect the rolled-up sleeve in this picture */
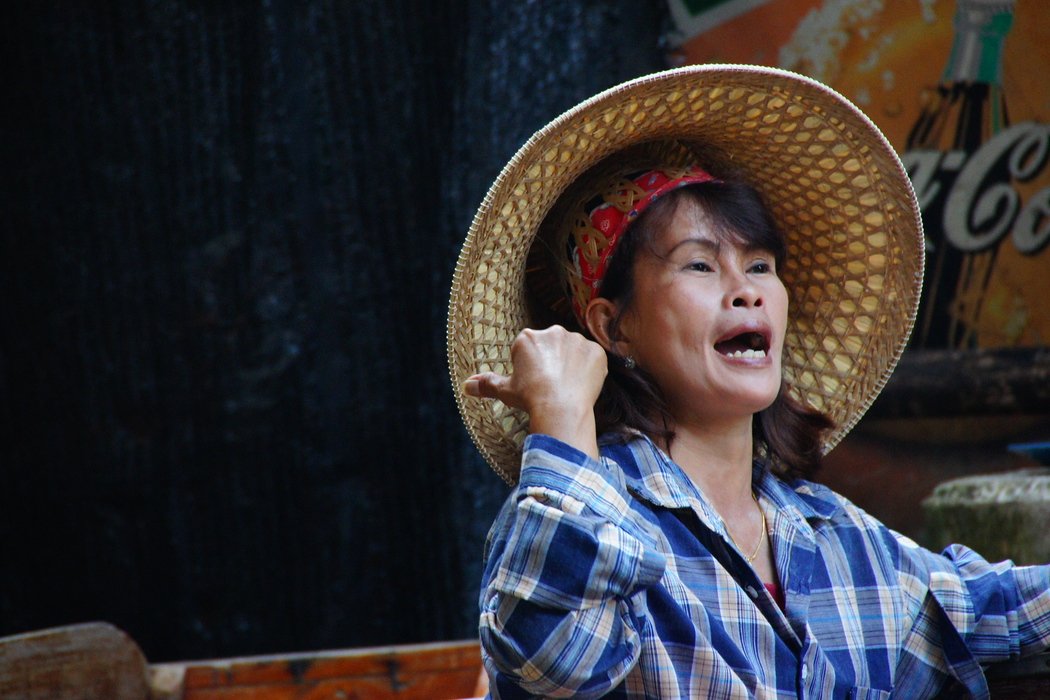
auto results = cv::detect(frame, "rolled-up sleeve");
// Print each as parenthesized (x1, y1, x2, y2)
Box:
(894, 534, 1050, 697)
(930, 544, 1050, 658)
(480, 434, 666, 699)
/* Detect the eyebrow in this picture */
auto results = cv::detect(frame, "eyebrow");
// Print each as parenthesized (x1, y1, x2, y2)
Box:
(664, 236, 721, 257)
(664, 234, 770, 258)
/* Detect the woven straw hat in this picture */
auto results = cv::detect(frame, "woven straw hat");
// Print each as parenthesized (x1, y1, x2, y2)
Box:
(448, 64, 923, 484)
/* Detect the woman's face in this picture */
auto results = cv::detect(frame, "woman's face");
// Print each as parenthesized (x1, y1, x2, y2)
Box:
(616, 197, 789, 425)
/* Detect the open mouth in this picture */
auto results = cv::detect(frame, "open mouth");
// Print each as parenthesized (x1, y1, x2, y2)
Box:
(714, 331, 770, 359)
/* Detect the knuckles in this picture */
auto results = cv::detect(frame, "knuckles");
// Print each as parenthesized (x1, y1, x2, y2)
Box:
(515, 324, 587, 348)
(511, 325, 608, 373)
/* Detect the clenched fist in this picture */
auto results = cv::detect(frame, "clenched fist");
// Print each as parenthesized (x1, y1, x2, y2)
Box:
(463, 325, 607, 461)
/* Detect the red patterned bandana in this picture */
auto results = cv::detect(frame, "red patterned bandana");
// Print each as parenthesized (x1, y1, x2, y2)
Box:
(566, 164, 718, 322)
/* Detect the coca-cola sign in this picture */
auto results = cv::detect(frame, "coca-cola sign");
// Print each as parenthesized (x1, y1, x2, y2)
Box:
(903, 122, 1050, 256)
(667, 0, 1050, 349)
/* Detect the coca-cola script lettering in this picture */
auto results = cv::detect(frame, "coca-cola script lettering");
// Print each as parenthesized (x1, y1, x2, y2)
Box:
(903, 121, 1050, 255)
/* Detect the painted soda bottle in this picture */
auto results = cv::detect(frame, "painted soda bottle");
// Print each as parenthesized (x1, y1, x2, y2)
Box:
(904, 0, 1014, 349)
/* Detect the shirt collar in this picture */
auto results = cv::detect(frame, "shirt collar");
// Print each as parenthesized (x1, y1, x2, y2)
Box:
(601, 431, 844, 525)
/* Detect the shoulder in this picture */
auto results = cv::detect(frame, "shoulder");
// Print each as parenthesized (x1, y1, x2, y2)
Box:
(481, 432, 659, 558)
(764, 473, 851, 521)
(502, 432, 643, 525)
(521, 432, 635, 496)
(766, 473, 906, 553)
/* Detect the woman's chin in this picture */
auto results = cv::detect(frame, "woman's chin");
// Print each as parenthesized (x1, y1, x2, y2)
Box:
(725, 385, 782, 417)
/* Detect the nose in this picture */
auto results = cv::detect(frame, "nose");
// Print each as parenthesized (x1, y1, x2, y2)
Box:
(732, 292, 762, 308)
(726, 273, 763, 309)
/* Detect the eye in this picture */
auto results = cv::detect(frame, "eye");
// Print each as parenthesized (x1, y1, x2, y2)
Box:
(687, 261, 713, 272)
(749, 260, 775, 274)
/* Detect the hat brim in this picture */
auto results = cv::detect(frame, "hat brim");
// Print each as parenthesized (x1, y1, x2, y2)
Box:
(448, 64, 924, 484)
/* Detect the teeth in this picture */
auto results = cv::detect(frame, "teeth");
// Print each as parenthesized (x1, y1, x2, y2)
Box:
(726, 349, 766, 359)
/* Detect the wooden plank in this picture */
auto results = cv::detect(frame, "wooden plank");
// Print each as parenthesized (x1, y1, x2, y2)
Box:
(0, 622, 149, 700)
(152, 639, 482, 700)
(868, 347, 1050, 419)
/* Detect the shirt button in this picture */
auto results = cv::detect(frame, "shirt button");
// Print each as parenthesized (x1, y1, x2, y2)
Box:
(801, 665, 808, 681)
(745, 586, 759, 599)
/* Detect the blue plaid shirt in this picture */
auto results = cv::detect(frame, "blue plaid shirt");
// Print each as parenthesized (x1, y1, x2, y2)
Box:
(479, 433, 1050, 699)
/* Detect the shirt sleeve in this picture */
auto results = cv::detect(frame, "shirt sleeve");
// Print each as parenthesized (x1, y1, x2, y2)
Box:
(479, 434, 667, 699)
(893, 532, 1050, 696)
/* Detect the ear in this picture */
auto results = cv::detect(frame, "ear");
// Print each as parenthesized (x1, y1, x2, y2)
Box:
(583, 297, 630, 355)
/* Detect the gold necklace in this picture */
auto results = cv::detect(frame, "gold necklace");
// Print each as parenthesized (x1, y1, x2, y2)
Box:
(727, 492, 766, 564)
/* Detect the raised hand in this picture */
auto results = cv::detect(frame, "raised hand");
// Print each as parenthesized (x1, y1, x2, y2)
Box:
(462, 325, 607, 461)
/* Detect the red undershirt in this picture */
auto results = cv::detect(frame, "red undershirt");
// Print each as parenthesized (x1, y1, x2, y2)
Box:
(765, 582, 785, 610)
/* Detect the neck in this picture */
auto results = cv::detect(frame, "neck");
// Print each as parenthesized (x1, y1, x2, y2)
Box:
(661, 413, 775, 583)
(663, 414, 755, 513)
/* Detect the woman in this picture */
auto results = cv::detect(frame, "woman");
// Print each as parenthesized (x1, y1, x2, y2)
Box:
(447, 65, 1050, 698)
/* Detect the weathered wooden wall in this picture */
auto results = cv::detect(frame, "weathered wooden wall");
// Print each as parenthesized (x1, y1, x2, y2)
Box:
(1, 1, 668, 661)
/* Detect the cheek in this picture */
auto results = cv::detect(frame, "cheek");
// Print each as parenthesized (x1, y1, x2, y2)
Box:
(772, 283, 789, 325)
(768, 284, 790, 354)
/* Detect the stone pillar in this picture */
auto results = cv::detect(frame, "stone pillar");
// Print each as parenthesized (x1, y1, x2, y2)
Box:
(922, 468, 1050, 564)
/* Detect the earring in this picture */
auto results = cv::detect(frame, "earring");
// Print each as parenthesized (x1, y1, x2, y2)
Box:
(624, 355, 637, 370)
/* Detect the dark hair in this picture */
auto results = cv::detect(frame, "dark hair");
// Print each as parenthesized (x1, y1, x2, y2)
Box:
(590, 180, 833, 480)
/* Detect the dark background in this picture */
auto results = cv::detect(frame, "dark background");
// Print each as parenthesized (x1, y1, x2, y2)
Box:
(1, 1, 671, 662)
